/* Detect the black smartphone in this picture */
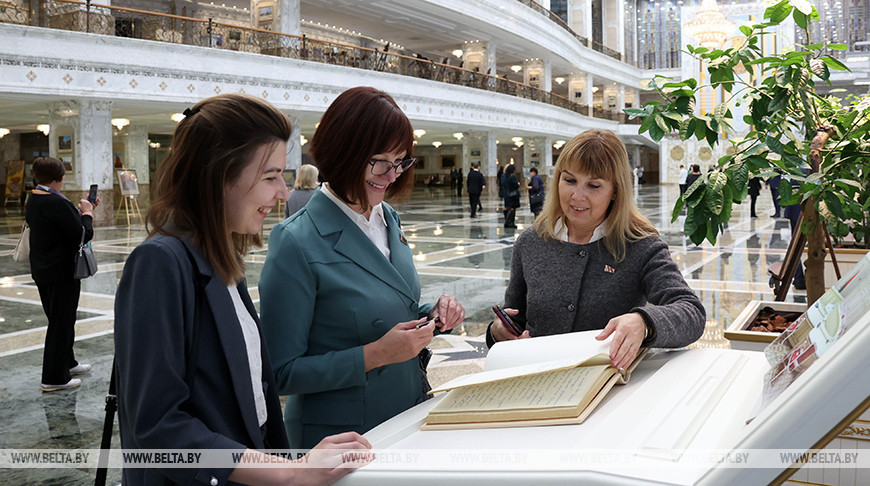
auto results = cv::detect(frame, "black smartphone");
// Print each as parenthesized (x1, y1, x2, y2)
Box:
(87, 184, 98, 204)
(492, 305, 523, 336)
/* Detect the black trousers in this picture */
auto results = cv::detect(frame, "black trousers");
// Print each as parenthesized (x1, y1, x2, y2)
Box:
(469, 192, 481, 217)
(36, 278, 81, 385)
(750, 194, 758, 217)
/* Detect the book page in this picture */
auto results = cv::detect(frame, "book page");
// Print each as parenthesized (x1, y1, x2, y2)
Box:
(485, 329, 613, 371)
(429, 353, 611, 394)
(428, 364, 614, 423)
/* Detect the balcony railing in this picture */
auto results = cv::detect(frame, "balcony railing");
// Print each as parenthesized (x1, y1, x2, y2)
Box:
(1, 0, 634, 121)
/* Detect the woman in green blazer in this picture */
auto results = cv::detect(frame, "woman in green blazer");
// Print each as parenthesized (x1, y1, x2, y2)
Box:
(260, 87, 466, 448)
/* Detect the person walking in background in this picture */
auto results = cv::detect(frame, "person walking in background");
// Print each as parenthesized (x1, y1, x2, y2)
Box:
(783, 169, 810, 290)
(284, 163, 319, 218)
(527, 166, 544, 218)
(503, 165, 520, 228)
(685, 164, 702, 189)
(114, 93, 371, 485)
(26, 156, 96, 391)
(678, 165, 688, 196)
(467, 163, 486, 218)
(748, 176, 762, 218)
(457, 168, 463, 197)
(766, 174, 782, 218)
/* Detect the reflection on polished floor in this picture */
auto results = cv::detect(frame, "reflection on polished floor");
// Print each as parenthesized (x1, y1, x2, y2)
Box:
(0, 184, 804, 484)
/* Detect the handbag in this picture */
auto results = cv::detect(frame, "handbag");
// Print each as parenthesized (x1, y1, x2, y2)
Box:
(12, 223, 29, 263)
(73, 227, 98, 279)
(529, 190, 545, 206)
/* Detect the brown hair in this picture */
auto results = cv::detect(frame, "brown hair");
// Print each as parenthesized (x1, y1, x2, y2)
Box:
(147, 93, 292, 284)
(32, 156, 65, 185)
(536, 130, 657, 261)
(309, 87, 415, 208)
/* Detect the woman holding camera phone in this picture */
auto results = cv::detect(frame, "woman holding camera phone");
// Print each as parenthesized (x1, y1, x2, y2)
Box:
(114, 94, 371, 485)
(487, 130, 705, 370)
(259, 86, 465, 449)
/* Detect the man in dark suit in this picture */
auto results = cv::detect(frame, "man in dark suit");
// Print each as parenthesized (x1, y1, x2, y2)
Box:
(467, 163, 486, 217)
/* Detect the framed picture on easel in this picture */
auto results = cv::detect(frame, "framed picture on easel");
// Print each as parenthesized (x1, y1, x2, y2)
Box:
(117, 169, 140, 196)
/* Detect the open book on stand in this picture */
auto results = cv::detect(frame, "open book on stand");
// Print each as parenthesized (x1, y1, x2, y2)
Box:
(422, 330, 646, 430)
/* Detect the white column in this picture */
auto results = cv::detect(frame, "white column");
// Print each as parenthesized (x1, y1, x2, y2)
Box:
(124, 125, 150, 185)
(616, 0, 626, 55)
(70, 100, 114, 192)
(470, 130, 497, 187)
(287, 115, 301, 170)
(618, 85, 626, 115)
(542, 136, 554, 177)
(461, 135, 471, 175)
(276, 0, 301, 35)
(586, 73, 594, 115)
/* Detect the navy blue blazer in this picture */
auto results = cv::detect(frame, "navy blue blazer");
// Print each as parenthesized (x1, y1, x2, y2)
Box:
(260, 190, 433, 448)
(114, 234, 289, 485)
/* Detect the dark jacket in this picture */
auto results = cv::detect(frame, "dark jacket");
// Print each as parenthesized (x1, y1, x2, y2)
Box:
(503, 174, 520, 208)
(114, 234, 289, 485)
(25, 192, 93, 283)
(685, 171, 702, 190)
(748, 177, 762, 197)
(467, 169, 486, 194)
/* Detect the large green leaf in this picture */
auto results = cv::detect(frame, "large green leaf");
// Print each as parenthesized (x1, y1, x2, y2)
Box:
(720, 184, 735, 221)
(765, 1, 793, 22)
(766, 134, 785, 154)
(778, 178, 795, 205)
(671, 195, 686, 223)
(731, 161, 749, 193)
(820, 55, 849, 71)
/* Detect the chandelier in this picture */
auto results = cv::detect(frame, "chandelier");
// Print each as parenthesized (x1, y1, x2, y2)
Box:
(684, 0, 735, 49)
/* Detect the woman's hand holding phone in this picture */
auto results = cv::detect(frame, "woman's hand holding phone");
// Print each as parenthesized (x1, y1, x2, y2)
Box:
(491, 306, 530, 342)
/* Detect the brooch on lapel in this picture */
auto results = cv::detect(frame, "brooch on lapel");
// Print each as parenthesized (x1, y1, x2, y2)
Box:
(604, 265, 616, 274)
(399, 233, 408, 245)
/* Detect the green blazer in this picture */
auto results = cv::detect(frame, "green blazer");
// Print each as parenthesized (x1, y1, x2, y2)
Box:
(259, 190, 432, 448)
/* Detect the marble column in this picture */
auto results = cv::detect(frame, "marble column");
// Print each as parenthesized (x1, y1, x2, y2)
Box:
(123, 125, 150, 206)
(470, 130, 498, 192)
(586, 73, 594, 116)
(287, 115, 301, 170)
(49, 100, 114, 225)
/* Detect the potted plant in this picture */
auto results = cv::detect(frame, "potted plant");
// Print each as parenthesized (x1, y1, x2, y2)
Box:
(627, 0, 870, 306)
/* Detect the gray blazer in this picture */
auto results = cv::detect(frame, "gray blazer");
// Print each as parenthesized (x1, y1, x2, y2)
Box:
(492, 228, 705, 348)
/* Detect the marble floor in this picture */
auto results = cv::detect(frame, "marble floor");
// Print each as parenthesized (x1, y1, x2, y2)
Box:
(0, 184, 805, 484)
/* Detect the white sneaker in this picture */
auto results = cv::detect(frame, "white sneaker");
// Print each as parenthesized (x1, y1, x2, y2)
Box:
(41, 378, 82, 392)
(69, 363, 92, 375)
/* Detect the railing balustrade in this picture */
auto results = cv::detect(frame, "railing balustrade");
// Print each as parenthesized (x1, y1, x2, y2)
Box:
(1, 0, 636, 121)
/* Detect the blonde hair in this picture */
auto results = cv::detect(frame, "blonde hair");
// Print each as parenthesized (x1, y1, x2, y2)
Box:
(535, 130, 657, 261)
(293, 164, 319, 190)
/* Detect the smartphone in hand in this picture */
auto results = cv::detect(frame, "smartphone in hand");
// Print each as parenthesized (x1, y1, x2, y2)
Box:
(492, 305, 523, 336)
(87, 184, 98, 204)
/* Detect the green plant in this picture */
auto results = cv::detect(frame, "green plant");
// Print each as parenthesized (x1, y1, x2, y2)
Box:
(626, 0, 870, 304)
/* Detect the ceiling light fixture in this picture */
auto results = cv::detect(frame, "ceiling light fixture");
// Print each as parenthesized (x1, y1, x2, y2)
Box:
(553, 140, 566, 149)
(554, 77, 565, 84)
(453, 132, 464, 140)
(111, 118, 130, 131)
(37, 124, 50, 136)
(300, 134, 308, 146)
(432, 141, 442, 148)
(0, 128, 9, 138)
(170, 113, 186, 123)
(510, 65, 522, 73)
(452, 49, 463, 58)
(413, 129, 427, 138)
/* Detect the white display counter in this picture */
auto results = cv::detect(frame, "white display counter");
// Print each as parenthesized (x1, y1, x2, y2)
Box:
(338, 316, 869, 485)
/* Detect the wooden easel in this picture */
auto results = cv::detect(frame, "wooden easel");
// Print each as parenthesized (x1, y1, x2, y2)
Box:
(117, 194, 142, 226)
(768, 214, 841, 300)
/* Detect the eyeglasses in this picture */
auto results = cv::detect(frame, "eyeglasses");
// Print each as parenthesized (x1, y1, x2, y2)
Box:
(369, 157, 416, 176)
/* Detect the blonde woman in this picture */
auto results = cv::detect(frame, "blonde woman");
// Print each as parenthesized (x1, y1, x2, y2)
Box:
(487, 130, 705, 370)
(284, 163, 320, 218)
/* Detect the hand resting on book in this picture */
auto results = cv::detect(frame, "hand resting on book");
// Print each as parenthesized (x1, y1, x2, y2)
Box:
(596, 312, 647, 370)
